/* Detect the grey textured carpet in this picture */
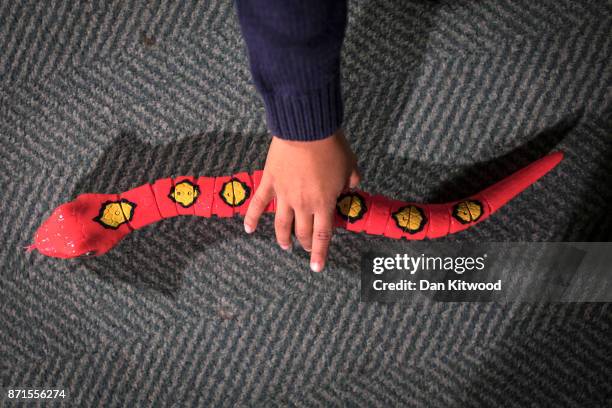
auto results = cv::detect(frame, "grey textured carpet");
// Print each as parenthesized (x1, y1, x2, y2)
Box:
(1, 0, 611, 406)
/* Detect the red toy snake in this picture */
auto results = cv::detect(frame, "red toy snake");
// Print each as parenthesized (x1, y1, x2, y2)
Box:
(30, 152, 563, 258)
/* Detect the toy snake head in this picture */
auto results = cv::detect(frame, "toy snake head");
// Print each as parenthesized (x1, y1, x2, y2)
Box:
(30, 193, 132, 258)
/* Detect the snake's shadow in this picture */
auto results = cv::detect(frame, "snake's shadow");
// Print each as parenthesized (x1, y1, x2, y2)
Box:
(73, 131, 268, 298)
(364, 112, 581, 204)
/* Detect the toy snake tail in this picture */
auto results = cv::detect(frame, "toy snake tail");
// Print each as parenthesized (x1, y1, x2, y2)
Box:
(30, 152, 563, 259)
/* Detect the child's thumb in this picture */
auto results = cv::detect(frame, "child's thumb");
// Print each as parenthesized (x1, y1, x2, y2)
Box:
(348, 167, 361, 189)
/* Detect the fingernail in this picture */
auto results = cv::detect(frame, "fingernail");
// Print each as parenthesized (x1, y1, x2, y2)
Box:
(280, 243, 291, 251)
(310, 262, 322, 273)
(244, 223, 254, 234)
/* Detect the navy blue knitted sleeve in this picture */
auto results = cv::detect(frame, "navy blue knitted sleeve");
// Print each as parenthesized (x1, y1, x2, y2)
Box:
(235, 0, 348, 141)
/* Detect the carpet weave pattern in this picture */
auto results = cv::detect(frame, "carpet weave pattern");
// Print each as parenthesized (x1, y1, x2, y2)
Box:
(1, 1, 611, 406)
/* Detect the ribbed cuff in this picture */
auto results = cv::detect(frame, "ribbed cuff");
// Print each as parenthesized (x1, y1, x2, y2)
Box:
(261, 80, 343, 141)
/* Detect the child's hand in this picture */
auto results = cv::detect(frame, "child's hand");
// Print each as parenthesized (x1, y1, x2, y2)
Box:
(244, 129, 360, 272)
